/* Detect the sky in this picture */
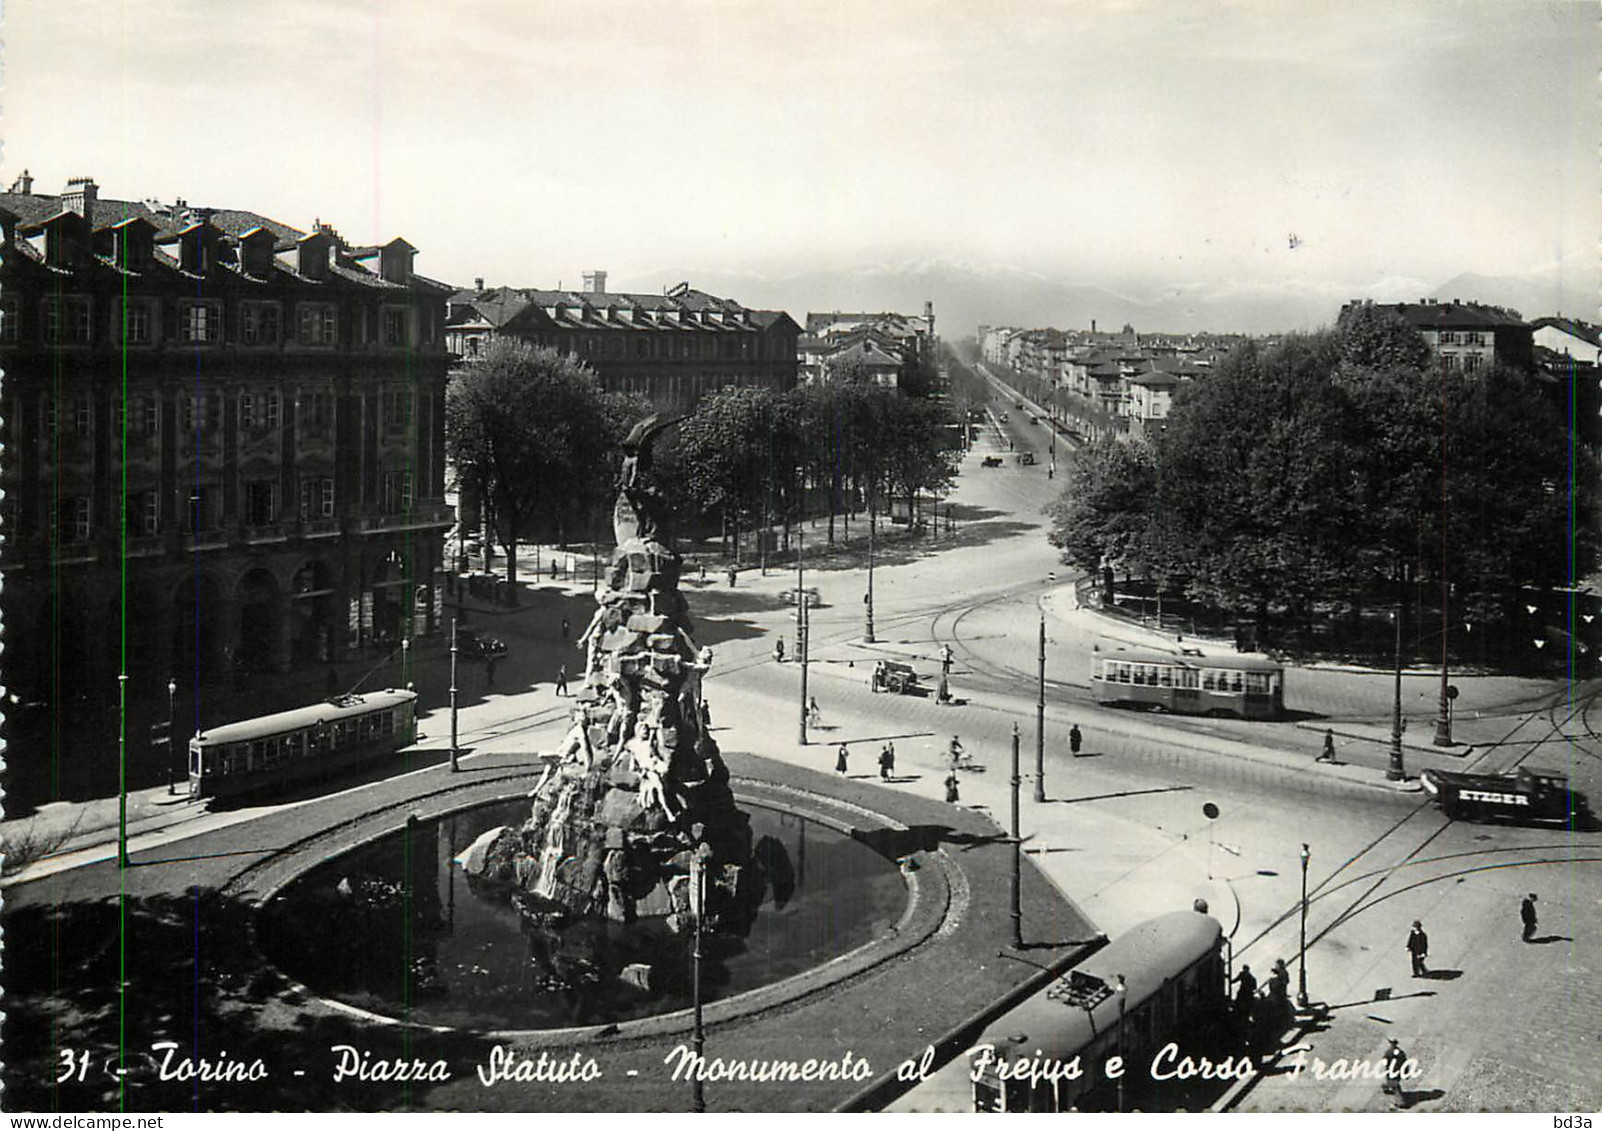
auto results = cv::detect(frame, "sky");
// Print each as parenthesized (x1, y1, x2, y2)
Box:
(2, 0, 1595, 329)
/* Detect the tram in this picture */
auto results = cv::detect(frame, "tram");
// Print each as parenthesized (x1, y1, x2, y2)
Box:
(892, 909, 1226, 1112)
(1091, 648, 1284, 719)
(187, 689, 418, 799)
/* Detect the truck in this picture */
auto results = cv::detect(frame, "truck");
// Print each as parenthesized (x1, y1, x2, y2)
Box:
(1420, 765, 1580, 823)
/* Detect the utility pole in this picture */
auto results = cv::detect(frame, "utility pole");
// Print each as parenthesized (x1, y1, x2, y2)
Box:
(449, 618, 461, 771)
(1390, 574, 1406, 782)
(690, 843, 712, 1113)
(1035, 616, 1046, 803)
(798, 532, 809, 746)
(1435, 571, 1452, 746)
(865, 495, 876, 643)
(1010, 722, 1022, 949)
(118, 672, 130, 868)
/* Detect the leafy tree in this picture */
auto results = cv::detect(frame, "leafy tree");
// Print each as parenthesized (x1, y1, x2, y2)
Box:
(445, 340, 625, 599)
(1047, 436, 1157, 600)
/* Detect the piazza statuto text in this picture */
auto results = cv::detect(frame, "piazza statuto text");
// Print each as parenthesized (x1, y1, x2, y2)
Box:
(62, 1041, 1421, 1087)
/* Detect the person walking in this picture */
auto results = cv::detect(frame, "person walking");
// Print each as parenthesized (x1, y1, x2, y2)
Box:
(808, 697, 821, 727)
(727, 566, 737, 588)
(1319, 729, 1336, 763)
(773, 637, 786, 663)
(879, 744, 894, 781)
(1265, 959, 1292, 1034)
(948, 735, 966, 769)
(1521, 893, 1539, 942)
(944, 772, 960, 804)
(1233, 964, 1257, 1033)
(554, 664, 570, 696)
(561, 617, 570, 641)
(1069, 724, 1083, 757)
(1406, 920, 1429, 977)
(1381, 1038, 1409, 1108)
(835, 743, 849, 775)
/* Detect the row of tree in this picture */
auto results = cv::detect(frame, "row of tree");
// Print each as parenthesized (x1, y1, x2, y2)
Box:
(1048, 305, 1598, 648)
(447, 340, 962, 591)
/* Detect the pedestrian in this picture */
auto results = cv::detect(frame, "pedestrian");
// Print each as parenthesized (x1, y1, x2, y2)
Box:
(948, 734, 965, 768)
(1266, 959, 1291, 1031)
(1069, 724, 1083, 756)
(1521, 892, 1538, 942)
(1320, 729, 1336, 762)
(1406, 920, 1429, 977)
(944, 772, 960, 804)
(486, 655, 498, 687)
(728, 566, 737, 588)
(774, 637, 786, 663)
(1233, 963, 1257, 1029)
(836, 743, 849, 775)
(699, 560, 707, 584)
(1381, 1038, 1409, 1107)
(808, 697, 821, 727)
(879, 744, 894, 781)
(561, 617, 570, 641)
(554, 664, 570, 696)
(700, 699, 712, 729)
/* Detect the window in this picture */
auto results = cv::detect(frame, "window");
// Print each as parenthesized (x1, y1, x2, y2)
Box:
(300, 477, 335, 520)
(181, 394, 222, 437)
(298, 303, 338, 345)
(244, 480, 278, 526)
(73, 399, 94, 438)
(300, 392, 334, 437)
(240, 302, 281, 345)
(1467, 332, 1486, 347)
(382, 469, 414, 514)
(56, 496, 91, 543)
(382, 308, 409, 347)
(239, 390, 281, 433)
(179, 301, 222, 343)
(127, 491, 159, 535)
(382, 390, 413, 433)
(1437, 331, 1457, 346)
(1463, 354, 1482, 373)
(0, 296, 19, 343)
(185, 485, 219, 532)
(44, 297, 92, 344)
(118, 299, 154, 346)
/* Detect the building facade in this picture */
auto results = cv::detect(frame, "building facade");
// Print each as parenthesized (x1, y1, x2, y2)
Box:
(1341, 298, 1534, 373)
(445, 273, 799, 412)
(0, 174, 454, 734)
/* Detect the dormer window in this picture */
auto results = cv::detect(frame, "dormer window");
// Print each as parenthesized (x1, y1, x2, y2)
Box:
(238, 228, 277, 277)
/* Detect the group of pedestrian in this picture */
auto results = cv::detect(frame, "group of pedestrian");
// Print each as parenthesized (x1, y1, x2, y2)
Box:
(878, 742, 896, 780)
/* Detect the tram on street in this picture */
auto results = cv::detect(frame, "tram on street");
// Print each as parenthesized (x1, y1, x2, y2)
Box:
(1090, 648, 1285, 719)
(894, 909, 1226, 1112)
(187, 689, 418, 799)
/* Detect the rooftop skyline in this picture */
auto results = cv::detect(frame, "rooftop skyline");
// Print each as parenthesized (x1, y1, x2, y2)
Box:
(4, 0, 1594, 333)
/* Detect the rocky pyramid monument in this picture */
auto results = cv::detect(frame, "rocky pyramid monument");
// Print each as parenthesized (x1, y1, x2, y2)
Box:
(460, 415, 759, 933)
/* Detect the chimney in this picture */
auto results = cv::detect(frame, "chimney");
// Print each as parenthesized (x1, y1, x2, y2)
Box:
(10, 169, 34, 194)
(63, 176, 98, 220)
(583, 270, 607, 295)
(474, 277, 485, 293)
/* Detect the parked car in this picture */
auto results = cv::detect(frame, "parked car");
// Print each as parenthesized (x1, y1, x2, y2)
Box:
(456, 628, 508, 661)
(981, 455, 1003, 467)
(1017, 451, 1037, 465)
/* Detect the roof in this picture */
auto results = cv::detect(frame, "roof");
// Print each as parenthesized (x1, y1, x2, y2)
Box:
(1531, 316, 1602, 349)
(1098, 647, 1283, 673)
(970, 911, 1222, 1066)
(193, 689, 417, 745)
(1359, 300, 1527, 331)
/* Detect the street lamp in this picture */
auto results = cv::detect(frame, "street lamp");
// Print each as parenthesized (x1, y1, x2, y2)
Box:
(1009, 722, 1022, 949)
(1389, 589, 1406, 782)
(166, 677, 177, 796)
(865, 497, 876, 643)
(449, 618, 460, 772)
(399, 636, 411, 688)
(1434, 578, 1453, 747)
(1297, 843, 1310, 1009)
(689, 842, 713, 1113)
(1034, 616, 1046, 803)
(117, 672, 130, 868)
(1115, 974, 1128, 1113)
(797, 532, 810, 746)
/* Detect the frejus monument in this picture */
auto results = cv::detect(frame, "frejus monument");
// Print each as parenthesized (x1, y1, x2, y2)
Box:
(459, 416, 760, 935)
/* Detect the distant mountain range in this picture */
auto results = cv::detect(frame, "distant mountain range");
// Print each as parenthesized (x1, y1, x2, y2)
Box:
(616, 257, 1598, 338)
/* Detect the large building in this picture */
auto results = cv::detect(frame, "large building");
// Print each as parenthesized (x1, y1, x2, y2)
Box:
(1340, 298, 1534, 372)
(444, 271, 799, 412)
(0, 173, 453, 780)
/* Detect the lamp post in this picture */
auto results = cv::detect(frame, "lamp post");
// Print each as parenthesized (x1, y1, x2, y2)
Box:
(400, 636, 411, 689)
(1389, 586, 1406, 782)
(117, 673, 130, 868)
(1434, 576, 1452, 746)
(1115, 974, 1128, 1113)
(1034, 616, 1046, 803)
(1297, 843, 1310, 1009)
(797, 532, 809, 746)
(166, 677, 177, 795)
(689, 842, 713, 1113)
(1009, 722, 1022, 949)
(865, 496, 876, 643)
(449, 618, 460, 771)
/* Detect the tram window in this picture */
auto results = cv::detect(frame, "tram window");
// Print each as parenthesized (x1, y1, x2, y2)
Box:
(190, 749, 202, 776)
(382, 710, 396, 736)
(1159, 667, 1173, 687)
(1244, 672, 1268, 694)
(1202, 670, 1216, 690)
(1230, 671, 1243, 692)
(1118, 663, 1131, 683)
